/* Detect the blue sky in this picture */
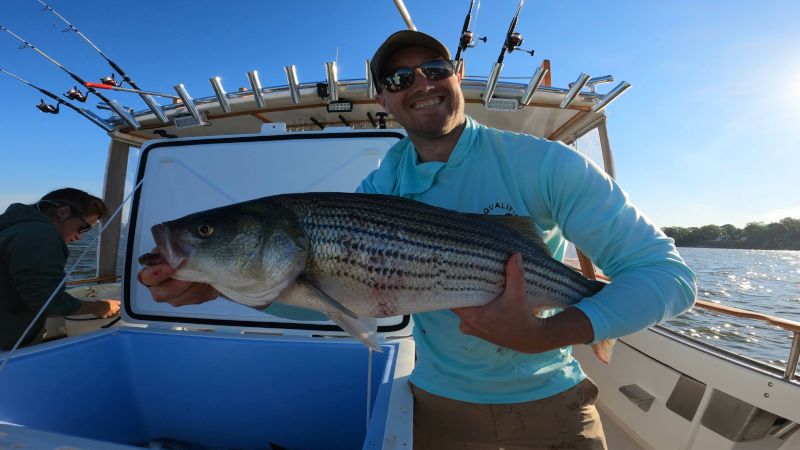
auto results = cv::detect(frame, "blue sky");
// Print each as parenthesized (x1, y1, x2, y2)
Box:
(1, 0, 798, 228)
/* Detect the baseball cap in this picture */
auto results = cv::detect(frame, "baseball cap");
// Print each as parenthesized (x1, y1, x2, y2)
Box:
(370, 30, 451, 89)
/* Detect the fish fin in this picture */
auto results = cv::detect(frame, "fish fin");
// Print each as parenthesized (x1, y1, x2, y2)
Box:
(213, 284, 273, 309)
(591, 339, 616, 364)
(328, 312, 382, 352)
(297, 276, 359, 319)
(465, 214, 551, 256)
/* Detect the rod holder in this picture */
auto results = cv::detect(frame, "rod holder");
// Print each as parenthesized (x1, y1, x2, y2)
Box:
(365, 59, 376, 99)
(284, 65, 301, 104)
(247, 71, 266, 109)
(483, 62, 503, 104)
(560, 73, 590, 109)
(326, 61, 339, 102)
(590, 81, 632, 113)
(173, 83, 205, 125)
(585, 75, 615, 93)
(209, 77, 231, 113)
(108, 99, 139, 129)
(140, 94, 168, 123)
(520, 65, 548, 106)
(81, 108, 114, 132)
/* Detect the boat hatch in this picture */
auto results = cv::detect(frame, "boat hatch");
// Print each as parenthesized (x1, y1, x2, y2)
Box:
(123, 127, 414, 340)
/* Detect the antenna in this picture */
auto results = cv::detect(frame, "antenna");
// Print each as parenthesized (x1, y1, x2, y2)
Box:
(392, 0, 417, 30)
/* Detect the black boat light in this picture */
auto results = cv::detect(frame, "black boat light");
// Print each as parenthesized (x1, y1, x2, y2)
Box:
(327, 100, 353, 113)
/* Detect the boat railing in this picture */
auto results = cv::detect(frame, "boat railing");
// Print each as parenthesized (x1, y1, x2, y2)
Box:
(692, 299, 800, 380)
(564, 258, 800, 380)
(65, 274, 120, 287)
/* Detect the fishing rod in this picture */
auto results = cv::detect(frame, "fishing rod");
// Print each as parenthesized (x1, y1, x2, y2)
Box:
(37, 0, 172, 123)
(37, 0, 134, 88)
(84, 81, 180, 100)
(0, 24, 139, 128)
(0, 67, 113, 131)
(497, 0, 535, 65)
(453, 0, 487, 64)
(37, 0, 170, 122)
(482, 0, 536, 103)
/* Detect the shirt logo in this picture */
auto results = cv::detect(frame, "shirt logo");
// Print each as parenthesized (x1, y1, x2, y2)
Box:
(483, 202, 517, 216)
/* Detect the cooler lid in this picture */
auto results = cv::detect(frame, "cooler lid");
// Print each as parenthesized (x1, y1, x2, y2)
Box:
(123, 126, 412, 339)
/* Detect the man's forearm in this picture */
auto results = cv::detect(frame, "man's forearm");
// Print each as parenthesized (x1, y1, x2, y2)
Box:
(535, 306, 595, 352)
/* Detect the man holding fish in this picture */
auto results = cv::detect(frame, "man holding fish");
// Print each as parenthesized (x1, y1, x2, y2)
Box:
(138, 30, 696, 449)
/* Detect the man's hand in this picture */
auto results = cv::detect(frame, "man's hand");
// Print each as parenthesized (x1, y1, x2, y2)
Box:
(137, 259, 218, 307)
(94, 299, 121, 318)
(452, 252, 595, 353)
(75, 298, 120, 318)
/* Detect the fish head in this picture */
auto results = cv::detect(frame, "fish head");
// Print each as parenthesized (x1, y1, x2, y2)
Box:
(150, 201, 309, 302)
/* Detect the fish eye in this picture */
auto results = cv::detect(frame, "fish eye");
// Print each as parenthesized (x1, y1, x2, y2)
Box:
(197, 224, 214, 237)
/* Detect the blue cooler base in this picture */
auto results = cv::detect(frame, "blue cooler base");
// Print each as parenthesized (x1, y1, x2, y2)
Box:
(0, 328, 399, 450)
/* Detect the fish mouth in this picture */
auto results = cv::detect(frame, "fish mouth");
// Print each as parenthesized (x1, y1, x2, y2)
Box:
(151, 223, 196, 269)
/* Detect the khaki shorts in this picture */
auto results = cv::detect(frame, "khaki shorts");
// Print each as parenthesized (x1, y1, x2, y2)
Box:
(411, 378, 607, 450)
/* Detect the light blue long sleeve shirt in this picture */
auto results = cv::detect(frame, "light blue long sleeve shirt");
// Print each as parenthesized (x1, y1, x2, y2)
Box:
(357, 116, 696, 403)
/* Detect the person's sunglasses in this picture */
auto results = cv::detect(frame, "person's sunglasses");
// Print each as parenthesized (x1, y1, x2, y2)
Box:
(73, 214, 93, 234)
(380, 59, 456, 93)
(38, 200, 93, 233)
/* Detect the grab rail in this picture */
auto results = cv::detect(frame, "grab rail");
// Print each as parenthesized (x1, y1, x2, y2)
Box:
(565, 258, 799, 380)
(694, 300, 800, 380)
(65, 275, 120, 286)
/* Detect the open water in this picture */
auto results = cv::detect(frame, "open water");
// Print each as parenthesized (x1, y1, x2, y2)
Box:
(662, 247, 800, 372)
(67, 232, 800, 373)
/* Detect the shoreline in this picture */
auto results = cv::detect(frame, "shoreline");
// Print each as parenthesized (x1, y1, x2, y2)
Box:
(675, 243, 800, 251)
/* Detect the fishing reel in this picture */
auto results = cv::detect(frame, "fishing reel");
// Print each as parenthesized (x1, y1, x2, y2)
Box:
(459, 31, 487, 51)
(506, 32, 535, 56)
(65, 86, 88, 102)
(36, 99, 60, 114)
(100, 73, 120, 87)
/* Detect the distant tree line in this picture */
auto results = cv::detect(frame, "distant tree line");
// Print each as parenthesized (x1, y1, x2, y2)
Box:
(663, 217, 800, 250)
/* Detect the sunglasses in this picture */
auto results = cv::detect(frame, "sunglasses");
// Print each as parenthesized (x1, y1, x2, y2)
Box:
(73, 214, 93, 234)
(38, 200, 93, 233)
(380, 59, 456, 93)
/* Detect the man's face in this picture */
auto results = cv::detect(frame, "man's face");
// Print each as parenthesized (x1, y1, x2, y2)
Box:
(52, 205, 98, 244)
(375, 46, 464, 139)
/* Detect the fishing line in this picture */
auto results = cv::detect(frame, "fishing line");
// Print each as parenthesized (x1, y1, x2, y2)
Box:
(0, 176, 148, 376)
(170, 160, 239, 203)
(36, 0, 141, 91)
(367, 347, 373, 432)
(472, 0, 482, 34)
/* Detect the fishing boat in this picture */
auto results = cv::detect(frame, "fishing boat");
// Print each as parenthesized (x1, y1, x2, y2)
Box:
(1, 2, 798, 449)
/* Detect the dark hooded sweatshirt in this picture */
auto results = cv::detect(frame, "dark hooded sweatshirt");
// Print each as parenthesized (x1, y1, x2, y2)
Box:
(0, 203, 82, 350)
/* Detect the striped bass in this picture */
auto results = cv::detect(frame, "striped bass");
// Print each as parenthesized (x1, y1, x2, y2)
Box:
(141, 192, 610, 357)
